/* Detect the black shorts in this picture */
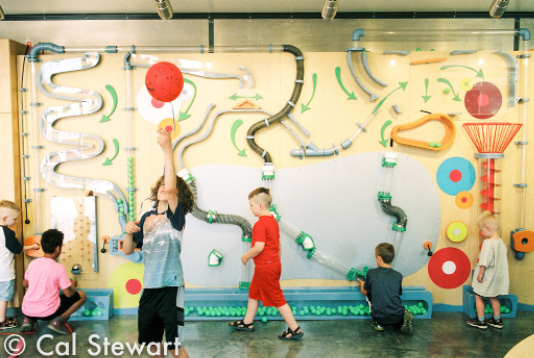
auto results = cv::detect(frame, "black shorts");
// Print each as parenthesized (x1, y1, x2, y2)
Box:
(25, 292, 82, 321)
(138, 286, 184, 350)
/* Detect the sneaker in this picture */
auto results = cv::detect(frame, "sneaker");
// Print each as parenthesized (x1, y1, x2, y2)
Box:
(487, 318, 504, 329)
(401, 310, 414, 335)
(467, 319, 488, 330)
(6, 317, 17, 325)
(0, 320, 18, 330)
(47, 317, 71, 335)
(21, 317, 38, 332)
(372, 321, 385, 331)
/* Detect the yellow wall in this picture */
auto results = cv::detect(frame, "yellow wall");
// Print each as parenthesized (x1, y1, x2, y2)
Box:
(4, 37, 534, 308)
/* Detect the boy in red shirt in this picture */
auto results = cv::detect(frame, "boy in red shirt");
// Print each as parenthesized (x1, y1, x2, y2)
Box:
(229, 187, 303, 340)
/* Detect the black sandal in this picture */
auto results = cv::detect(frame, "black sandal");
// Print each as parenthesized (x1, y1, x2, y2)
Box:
(229, 319, 255, 332)
(278, 326, 304, 340)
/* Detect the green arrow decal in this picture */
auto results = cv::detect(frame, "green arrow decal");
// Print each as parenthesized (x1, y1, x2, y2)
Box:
(301, 73, 317, 113)
(379, 120, 393, 147)
(103, 138, 120, 166)
(230, 119, 246, 157)
(422, 78, 432, 103)
(100, 85, 118, 123)
(335, 67, 357, 100)
(372, 82, 408, 115)
(440, 65, 484, 79)
(437, 78, 461, 101)
(228, 93, 263, 101)
(179, 78, 197, 121)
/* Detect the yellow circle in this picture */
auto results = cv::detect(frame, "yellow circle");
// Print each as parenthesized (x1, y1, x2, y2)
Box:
(158, 118, 181, 140)
(460, 77, 473, 91)
(107, 261, 144, 309)
(455, 191, 474, 209)
(446, 221, 468, 243)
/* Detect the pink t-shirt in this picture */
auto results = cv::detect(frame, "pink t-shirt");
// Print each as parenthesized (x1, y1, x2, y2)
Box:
(22, 257, 72, 317)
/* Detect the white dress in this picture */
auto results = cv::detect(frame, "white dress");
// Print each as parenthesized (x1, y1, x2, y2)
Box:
(472, 238, 509, 297)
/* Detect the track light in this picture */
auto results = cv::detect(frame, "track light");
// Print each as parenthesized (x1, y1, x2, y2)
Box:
(155, 0, 173, 20)
(322, 0, 337, 20)
(0, 5, 4, 21)
(489, 0, 509, 18)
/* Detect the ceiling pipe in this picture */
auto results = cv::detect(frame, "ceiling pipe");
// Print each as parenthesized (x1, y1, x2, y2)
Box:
(321, 0, 337, 20)
(489, 0, 509, 18)
(155, 0, 173, 20)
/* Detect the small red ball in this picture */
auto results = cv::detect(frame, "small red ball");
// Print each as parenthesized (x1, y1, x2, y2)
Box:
(145, 61, 184, 103)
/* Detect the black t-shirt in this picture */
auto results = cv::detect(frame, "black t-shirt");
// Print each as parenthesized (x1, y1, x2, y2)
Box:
(363, 266, 405, 325)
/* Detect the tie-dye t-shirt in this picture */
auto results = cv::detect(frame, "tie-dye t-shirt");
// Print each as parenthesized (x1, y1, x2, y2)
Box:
(133, 203, 186, 288)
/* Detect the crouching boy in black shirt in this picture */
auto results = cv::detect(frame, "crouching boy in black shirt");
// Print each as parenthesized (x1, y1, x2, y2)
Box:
(357, 243, 413, 334)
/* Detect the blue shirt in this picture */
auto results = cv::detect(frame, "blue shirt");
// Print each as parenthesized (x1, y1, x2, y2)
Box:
(133, 204, 186, 288)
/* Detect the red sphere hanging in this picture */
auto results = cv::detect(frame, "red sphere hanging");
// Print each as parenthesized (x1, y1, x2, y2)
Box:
(145, 61, 184, 103)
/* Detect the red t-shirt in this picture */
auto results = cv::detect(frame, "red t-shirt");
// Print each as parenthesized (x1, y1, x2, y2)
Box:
(252, 215, 280, 266)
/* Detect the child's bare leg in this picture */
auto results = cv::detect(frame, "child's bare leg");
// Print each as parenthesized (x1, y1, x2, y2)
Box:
(147, 342, 163, 358)
(488, 297, 501, 318)
(475, 295, 486, 320)
(277, 304, 300, 332)
(0, 301, 7, 322)
(59, 291, 87, 320)
(171, 346, 189, 358)
(243, 298, 259, 325)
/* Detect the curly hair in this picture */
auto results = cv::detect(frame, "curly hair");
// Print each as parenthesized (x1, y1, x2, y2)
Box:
(150, 175, 194, 214)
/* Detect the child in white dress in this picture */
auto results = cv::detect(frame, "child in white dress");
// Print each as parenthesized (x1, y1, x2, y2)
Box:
(467, 211, 509, 330)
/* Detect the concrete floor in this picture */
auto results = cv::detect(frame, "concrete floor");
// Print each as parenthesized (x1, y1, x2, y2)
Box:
(1, 312, 533, 358)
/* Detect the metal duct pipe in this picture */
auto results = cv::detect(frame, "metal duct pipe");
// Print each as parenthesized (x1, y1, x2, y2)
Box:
(321, 0, 337, 20)
(489, 0, 509, 18)
(155, 0, 173, 20)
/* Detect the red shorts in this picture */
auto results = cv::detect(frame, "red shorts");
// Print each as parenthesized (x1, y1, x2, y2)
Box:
(248, 261, 287, 307)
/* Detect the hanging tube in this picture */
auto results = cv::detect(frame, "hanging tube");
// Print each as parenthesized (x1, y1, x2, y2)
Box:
(187, 177, 252, 239)
(246, 45, 305, 164)
(379, 201, 408, 230)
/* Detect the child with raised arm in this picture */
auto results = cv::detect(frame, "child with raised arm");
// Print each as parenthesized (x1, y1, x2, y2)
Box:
(229, 187, 303, 340)
(122, 128, 195, 358)
(21, 228, 87, 334)
(0, 200, 39, 330)
(467, 211, 509, 330)
(357, 243, 413, 334)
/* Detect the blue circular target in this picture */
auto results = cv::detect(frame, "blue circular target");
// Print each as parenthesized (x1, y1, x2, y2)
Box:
(436, 157, 476, 196)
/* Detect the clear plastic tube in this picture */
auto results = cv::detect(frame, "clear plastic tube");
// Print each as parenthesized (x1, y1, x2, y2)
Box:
(517, 51, 529, 228)
(311, 251, 351, 278)
(124, 66, 136, 222)
(241, 240, 253, 286)
(278, 220, 300, 239)
(29, 61, 46, 234)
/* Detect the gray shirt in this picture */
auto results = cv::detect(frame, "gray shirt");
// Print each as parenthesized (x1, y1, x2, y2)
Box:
(133, 204, 185, 288)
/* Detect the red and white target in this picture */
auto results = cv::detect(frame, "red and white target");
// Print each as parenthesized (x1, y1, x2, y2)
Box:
(428, 247, 471, 289)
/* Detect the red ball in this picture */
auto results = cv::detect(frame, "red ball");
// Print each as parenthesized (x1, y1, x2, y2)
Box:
(145, 61, 184, 103)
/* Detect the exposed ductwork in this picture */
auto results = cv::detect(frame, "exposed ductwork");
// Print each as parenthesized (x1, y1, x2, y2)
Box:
(489, 0, 509, 18)
(155, 0, 173, 20)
